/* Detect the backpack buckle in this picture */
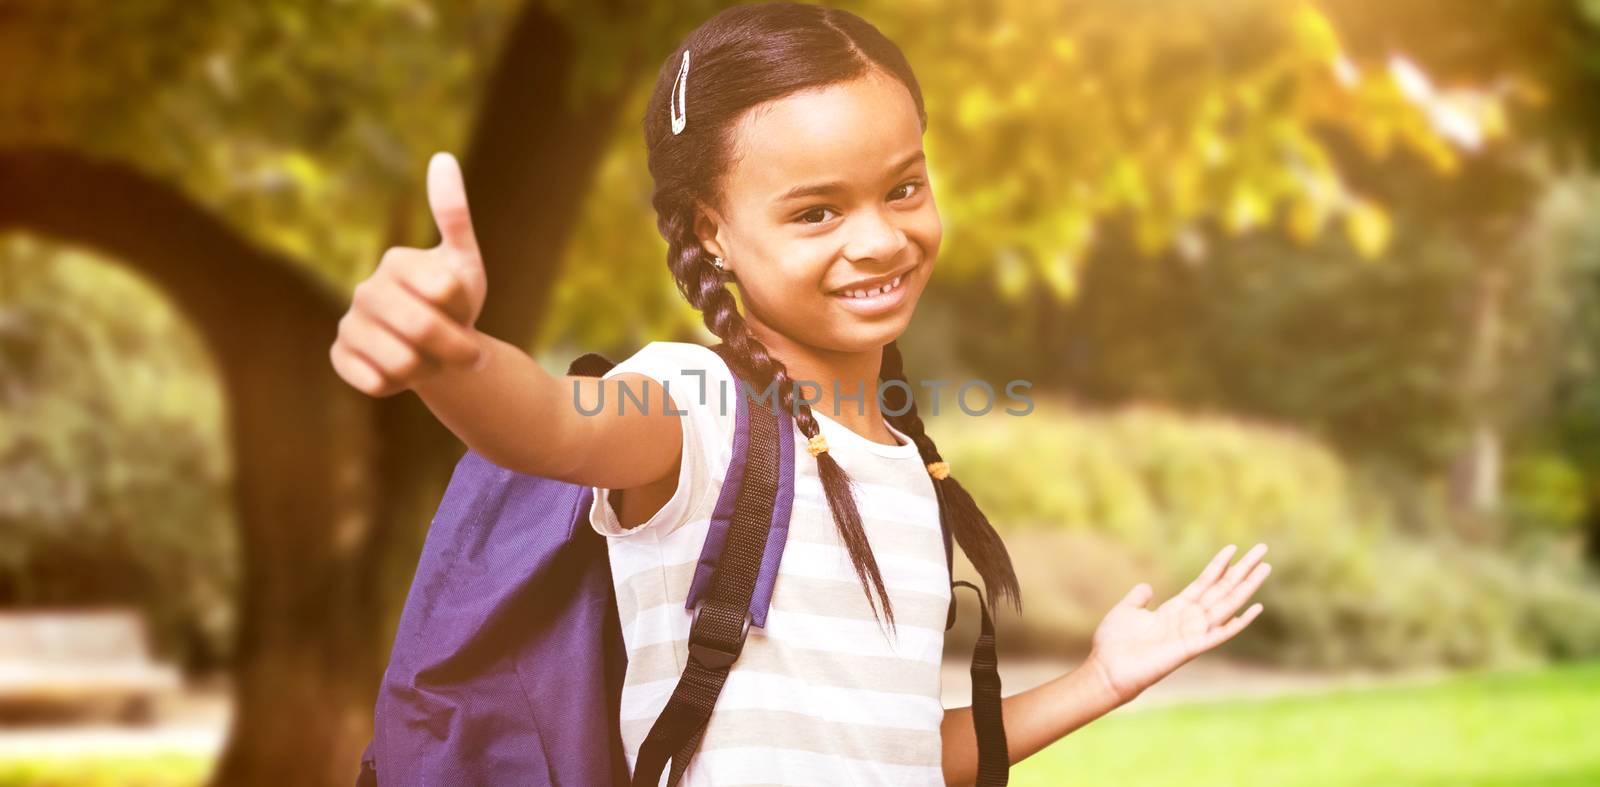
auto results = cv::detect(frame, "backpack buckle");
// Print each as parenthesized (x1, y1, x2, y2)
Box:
(688, 639, 741, 670)
(687, 605, 750, 670)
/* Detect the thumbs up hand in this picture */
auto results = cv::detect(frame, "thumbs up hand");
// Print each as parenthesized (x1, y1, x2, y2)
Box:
(331, 152, 490, 397)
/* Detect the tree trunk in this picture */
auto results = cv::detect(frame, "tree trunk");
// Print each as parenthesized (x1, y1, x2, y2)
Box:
(0, 1, 639, 776)
(0, 145, 382, 783)
(1451, 254, 1507, 540)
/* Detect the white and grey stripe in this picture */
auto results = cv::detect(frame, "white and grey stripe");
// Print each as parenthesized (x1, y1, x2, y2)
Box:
(589, 342, 950, 787)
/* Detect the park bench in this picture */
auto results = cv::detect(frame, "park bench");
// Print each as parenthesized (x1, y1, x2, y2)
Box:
(0, 608, 182, 725)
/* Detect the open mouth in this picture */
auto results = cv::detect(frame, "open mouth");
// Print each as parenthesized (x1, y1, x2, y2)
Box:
(833, 272, 907, 300)
(826, 262, 920, 317)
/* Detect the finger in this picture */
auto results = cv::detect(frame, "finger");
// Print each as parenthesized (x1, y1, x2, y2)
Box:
(341, 308, 438, 386)
(377, 247, 476, 329)
(331, 338, 398, 398)
(1175, 544, 1237, 604)
(425, 154, 490, 319)
(1203, 602, 1265, 651)
(1200, 543, 1269, 608)
(427, 152, 480, 256)
(361, 272, 482, 367)
(1116, 582, 1155, 610)
(1206, 561, 1272, 627)
(449, 244, 487, 325)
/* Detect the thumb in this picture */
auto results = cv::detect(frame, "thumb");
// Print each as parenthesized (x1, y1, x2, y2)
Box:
(426, 152, 487, 321)
(1117, 583, 1155, 610)
(427, 152, 482, 257)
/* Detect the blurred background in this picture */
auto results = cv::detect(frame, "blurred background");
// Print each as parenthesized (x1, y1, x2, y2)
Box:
(2, 0, 1598, 785)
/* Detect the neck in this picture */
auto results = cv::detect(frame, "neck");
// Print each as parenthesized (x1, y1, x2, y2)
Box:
(741, 317, 896, 442)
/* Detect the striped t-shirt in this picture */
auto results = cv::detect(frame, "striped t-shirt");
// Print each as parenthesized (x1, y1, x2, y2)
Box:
(587, 341, 951, 786)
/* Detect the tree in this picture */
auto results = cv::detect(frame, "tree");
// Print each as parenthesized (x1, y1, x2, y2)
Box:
(0, 1, 682, 781)
(551, 0, 1499, 351)
(1315, 0, 1600, 531)
(0, 242, 238, 669)
(3, 1, 1568, 782)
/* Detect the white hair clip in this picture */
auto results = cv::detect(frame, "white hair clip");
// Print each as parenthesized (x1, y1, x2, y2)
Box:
(670, 50, 690, 135)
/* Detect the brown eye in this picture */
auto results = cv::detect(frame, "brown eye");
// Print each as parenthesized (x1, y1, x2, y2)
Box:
(798, 207, 837, 224)
(891, 180, 924, 201)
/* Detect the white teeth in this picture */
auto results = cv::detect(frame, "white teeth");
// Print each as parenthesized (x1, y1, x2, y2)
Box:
(839, 274, 905, 299)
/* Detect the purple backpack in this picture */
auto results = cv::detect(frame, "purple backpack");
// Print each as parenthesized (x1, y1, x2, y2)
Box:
(357, 344, 1009, 786)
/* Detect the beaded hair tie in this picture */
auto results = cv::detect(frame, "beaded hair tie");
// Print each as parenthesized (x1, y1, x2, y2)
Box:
(806, 434, 949, 480)
(806, 434, 829, 457)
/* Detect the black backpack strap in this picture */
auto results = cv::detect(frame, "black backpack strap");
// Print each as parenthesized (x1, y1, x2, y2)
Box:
(631, 347, 783, 787)
(938, 477, 1010, 783)
(954, 580, 1009, 785)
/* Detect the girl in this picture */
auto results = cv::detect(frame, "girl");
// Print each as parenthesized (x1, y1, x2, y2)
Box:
(330, 3, 1271, 785)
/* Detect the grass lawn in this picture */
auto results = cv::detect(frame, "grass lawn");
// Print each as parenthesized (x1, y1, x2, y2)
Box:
(1012, 658, 1600, 787)
(1, 660, 1594, 786)
(0, 754, 208, 787)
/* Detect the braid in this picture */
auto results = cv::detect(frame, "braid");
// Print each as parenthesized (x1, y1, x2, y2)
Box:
(640, 2, 943, 634)
(881, 341, 1022, 615)
(660, 205, 898, 631)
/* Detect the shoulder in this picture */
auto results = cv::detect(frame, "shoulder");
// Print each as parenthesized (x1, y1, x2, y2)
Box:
(586, 343, 742, 540)
(603, 342, 733, 388)
(605, 341, 739, 476)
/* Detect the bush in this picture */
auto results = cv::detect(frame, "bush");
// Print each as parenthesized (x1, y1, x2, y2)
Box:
(951, 528, 1159, 656)
(1235, 531, 1600, 669)
(929, 398, 1377, 547)
(934, 399, 1600, 669)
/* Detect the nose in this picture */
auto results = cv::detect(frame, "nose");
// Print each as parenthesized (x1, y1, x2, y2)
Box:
(841, 206, 909, 264)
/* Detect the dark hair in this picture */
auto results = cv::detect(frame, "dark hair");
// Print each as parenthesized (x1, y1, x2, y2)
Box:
(641, 2, 1020, 626)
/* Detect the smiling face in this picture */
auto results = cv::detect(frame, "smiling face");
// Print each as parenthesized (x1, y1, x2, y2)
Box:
(694, 68, 941, 354)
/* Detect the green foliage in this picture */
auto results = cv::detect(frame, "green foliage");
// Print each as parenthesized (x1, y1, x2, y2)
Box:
(2, 0, 527, 291)
(5, 0, 1596, 684)
(937, 400, 1600, 667)
(929, 397, 1374, 545)
(929, 157, 1600, 531)
(967, 213, 1479, 475)
(0, 235, 238, 669)
(545, 0, 737, 105)
(1509, 173, 1600, 533)
(535, 81, 712, 359)
(1321, 0, 1600, 165)
(878, 0, 1507, 296)
(549, 0, 1505, 340)
(2, 0, 741, 303)
(1235, 529, 1600, 669)
(1506, 452, 1589, 533)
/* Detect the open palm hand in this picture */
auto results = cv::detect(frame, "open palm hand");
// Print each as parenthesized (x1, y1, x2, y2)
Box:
(1086, 543, 1272, 705)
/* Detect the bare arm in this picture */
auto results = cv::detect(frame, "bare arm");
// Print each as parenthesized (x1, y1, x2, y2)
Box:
(411, 335, 682, 491)
(329, 152, 681, 492)
(941, 543, 1272, 785)
(940, 656, 1125, 787)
